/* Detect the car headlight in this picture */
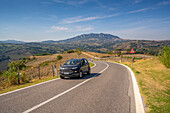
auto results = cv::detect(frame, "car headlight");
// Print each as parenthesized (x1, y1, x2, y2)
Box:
(72, 67, 78, 69)
(60, 67, 64, 70)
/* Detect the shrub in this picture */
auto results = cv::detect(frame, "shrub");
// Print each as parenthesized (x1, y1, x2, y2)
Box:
(8, 60, 26, 72)
(106, 51, 113, 54)
(159, 46, 170, 68)
(67, 50, 75, 53)
(57, 55, 63, 61)
(20, 73, 30, 83)
(35, 53, 52, 56)
(63, 51, 67, 54)
(3, 71, 18, 86)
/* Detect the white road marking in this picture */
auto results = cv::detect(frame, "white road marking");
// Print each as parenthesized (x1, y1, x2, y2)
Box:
(0, 78, 60, 97)
(108, 62, 145, 113)
(23, 62, 109, 113)
(0, 62, 96, 97)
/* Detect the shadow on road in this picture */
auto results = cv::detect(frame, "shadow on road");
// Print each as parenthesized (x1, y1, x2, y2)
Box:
(63, 73, 101, 80)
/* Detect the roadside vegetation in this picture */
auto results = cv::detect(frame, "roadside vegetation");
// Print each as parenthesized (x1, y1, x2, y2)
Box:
(89, 62, 95, 67)
(0, 52, 93, 94)
(123, 58, 170, 113)
(35, 53, 53, 56)
(159, 46, 170, 68)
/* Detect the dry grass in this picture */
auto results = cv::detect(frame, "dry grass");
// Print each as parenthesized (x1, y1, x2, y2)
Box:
(123, 58, 170, 113)
(85, 51, 113, 58)
(0, 53, 93, 94)
(0, 76, 56, 94)
(24, 53, 92, 79)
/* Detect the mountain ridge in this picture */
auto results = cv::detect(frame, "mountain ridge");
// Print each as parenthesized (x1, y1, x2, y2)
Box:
(0, 40, 26, 44)
(42, 33, 121, 43)
(1, 33, 170, 44)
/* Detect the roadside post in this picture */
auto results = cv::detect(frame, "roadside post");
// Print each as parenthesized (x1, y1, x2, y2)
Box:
(38, 65, 41, 79)
(130, 48, 135, 66)
(54, 65, 58, 78)
(51, 65, 54, 77)
(17, 67, 20, 84)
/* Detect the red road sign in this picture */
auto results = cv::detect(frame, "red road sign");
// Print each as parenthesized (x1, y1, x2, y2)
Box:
(130, 48, 135, 53)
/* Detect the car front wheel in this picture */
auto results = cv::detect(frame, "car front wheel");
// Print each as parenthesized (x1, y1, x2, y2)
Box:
(87, 69, 90, 75)
(79, 71, 83, 78)
(60, 75, 65, 79)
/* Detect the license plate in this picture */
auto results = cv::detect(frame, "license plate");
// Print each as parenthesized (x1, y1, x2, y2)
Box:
(64, 72, 69, 74)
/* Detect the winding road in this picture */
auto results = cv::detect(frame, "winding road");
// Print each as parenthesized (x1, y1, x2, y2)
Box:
(0, 61, 143, 113)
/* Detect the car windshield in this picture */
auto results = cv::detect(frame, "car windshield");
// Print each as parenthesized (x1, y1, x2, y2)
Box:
(64, 59, 81, 65)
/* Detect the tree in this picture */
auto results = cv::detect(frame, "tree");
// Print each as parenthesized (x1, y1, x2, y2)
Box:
(117, 52, 121, 57)
(159, 46, 170, 68)
(57, 55, 63, 61)
(106, 51, 113, 54)
(77, 47, 82, 57)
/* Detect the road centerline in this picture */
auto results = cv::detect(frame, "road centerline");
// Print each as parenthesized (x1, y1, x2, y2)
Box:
(23, 62, 109, 113)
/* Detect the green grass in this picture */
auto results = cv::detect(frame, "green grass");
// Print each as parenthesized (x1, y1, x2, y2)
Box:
(89, 62, 95, 67)
(122, 56, 142, 60)
(35, 53, 53, 56)
(123, 58, 170, 113)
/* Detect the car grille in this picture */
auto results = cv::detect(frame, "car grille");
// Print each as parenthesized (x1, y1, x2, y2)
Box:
(61, 69, 73, 73)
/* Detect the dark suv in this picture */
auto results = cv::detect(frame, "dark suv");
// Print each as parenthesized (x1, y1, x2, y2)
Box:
(60, 58, 90, 79)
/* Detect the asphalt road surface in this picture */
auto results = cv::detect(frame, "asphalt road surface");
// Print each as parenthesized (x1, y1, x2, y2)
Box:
(0, 61, 136, 113)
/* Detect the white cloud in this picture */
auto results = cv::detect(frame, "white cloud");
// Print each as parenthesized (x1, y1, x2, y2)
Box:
(65, 16, 99, 24)
(75, 26, 93, 31)
(47, 26, 69, 32)
(62, 14, 119, 24)
(53, 0, 89, 5)
(109, 8, 116, 11)
(134, 0, 142, 4)
(158, 1, 170, 5)
(53, 0, 105, 8)
(128, 8, 150, 14)
(41, 2, 53, 4)
(46, 25, 93, 33)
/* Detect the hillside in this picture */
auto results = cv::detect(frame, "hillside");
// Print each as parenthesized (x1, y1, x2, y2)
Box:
(42, 33, 121, 44)
(0, 40, 26, 44)
(0, 33, 170, 72)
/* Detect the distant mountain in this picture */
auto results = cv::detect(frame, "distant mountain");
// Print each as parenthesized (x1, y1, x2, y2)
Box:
(42, 40, 57, 43)
(57, 33, 121, 43)
(42, 33, 121, 44)
(0, 33, 169, 72)
(0, 40, 26, 44)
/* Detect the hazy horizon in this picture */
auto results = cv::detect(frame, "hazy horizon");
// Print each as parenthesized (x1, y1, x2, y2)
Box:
(0, 32, 170, 42)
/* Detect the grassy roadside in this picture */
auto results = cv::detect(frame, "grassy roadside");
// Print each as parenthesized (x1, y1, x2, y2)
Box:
(0, 61, 95, 94)
(0, 76, 56, 94)
(89, 62, 95, 67)
(123, 58, 170, 113)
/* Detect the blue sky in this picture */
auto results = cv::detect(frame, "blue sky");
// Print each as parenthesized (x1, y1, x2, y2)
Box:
(0, 0, 170, 41)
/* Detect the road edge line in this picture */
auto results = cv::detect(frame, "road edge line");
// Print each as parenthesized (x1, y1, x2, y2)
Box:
(0, 62, 97, 97)
(108, 62, 145, 113)
(23, 62, 109, 113)
(0, 78, 60, 97)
